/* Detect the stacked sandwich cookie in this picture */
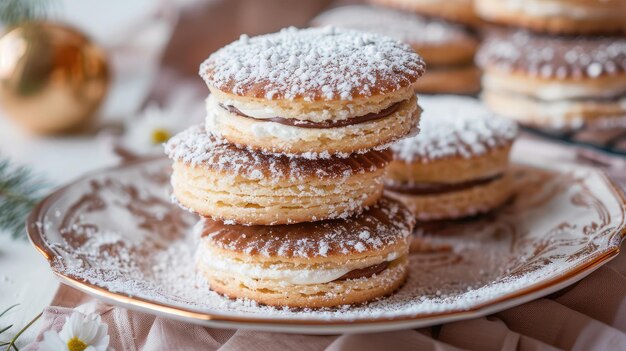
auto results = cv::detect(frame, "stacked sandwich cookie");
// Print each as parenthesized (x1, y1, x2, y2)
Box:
(477, 32, 626, 130)
(166, 27, 425, 308)
(312, 5, 480, 94)
(386, 95, 518, 221)
(475, 0, 626, 35)
(475, 0, 626, 131)
(166, 126, 393, 225)
(359, 0, 482, 95)
(193, 198, 415, 308)
(201, 27, 423, 157)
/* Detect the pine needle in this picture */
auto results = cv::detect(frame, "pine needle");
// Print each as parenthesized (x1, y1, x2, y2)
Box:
(0, 305, 19, 347)
(3, 311, 42, 351)
(0, 158, 49, 239)
(0, 0, 51, 26)
(0, 305, 18, 319)
(0, 326, 11, 336)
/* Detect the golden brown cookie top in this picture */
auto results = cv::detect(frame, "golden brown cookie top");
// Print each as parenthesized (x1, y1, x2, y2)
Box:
(197, 197, 414, 259)
(200, 27, 425, 101)
(477, 31, 626, 79)
(165, 125, 392, 180)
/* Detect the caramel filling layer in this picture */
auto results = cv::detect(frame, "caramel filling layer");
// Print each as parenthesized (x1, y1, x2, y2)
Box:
(220, 101, 402, 129)
(387, 174, 502, 195)
(333, 262, 389, 281)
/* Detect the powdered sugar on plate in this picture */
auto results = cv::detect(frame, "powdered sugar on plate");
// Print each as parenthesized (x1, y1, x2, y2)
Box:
(29, 158, 625, 327)
(200, 27, 425, 101)
(392, 96, 518, 162)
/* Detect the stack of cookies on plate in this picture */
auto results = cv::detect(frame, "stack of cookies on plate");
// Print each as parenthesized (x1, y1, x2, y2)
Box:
(313, 3, 480, 94)
(475, 0, 626, 131)
(165, 27, 426, 308)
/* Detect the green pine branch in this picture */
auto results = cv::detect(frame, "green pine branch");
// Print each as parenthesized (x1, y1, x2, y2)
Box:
(0, 0, 51, 26)
(0, 158, 49, 239)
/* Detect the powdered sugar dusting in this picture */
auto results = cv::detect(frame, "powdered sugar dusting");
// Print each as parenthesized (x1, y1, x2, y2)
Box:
(392, 96, 517, 162)
(165, 125, 391, 181)
(312, 5, 474, 47)
(33, 158, 625, 326)
(477, 31, 626, 79)
(200, 27, 425, 100)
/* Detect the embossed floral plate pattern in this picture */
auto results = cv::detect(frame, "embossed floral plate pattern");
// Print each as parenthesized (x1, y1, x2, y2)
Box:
(28, 152, 626, 334)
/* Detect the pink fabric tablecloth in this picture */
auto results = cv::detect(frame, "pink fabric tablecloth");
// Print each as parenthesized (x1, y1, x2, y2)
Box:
(25, 138, 626, 351)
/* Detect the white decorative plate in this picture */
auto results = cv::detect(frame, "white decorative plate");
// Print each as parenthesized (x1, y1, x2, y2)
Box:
(28, 152, 626, 334)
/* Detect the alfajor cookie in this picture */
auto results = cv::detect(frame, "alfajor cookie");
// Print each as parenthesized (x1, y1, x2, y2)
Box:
(475, 0, 626, 35)
(165, 125, 392, 225)
(386, 96, 518, 221)
(312, 5, 480, 94)
(369, 0, 480, 27)
(477, 31, 626, 130)
(195, 197, 415, 308)
(199, 27, 425, 157)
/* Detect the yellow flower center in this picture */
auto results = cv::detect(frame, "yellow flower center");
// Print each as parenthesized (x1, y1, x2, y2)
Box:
(67, 337, 88, 351)
(151, 128, 171, 144)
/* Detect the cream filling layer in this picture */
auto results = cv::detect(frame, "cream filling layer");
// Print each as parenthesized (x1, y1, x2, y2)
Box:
(197, 244, 398, 285)
(207, 94, 406, 122)
(501, 0, 621, 19)
(205, 94, 417, 142)
(395, 0, 470, 6)
(206, 106, 320, 141)
(207, 95, 280, 120)
(206, 95, 357, 121)
(483, 73, 626, 101)
(206, 94, 308, 140)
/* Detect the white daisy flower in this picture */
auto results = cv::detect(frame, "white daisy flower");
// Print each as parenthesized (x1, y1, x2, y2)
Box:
(126, 102, 181, 148)
(42, 311, 112, 351)
(122, 84, 204, 154)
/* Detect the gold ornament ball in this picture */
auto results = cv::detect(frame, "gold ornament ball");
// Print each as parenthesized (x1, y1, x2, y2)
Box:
(0, 22, 109, 134)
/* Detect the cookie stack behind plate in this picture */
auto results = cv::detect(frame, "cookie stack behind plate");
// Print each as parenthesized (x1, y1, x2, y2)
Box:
(475, 0, 626, 131)
(364, 0, 482, 95)
(165, 27, 425, 308)
(370, 0, 481, 28)
(475, 0, 626, 35)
